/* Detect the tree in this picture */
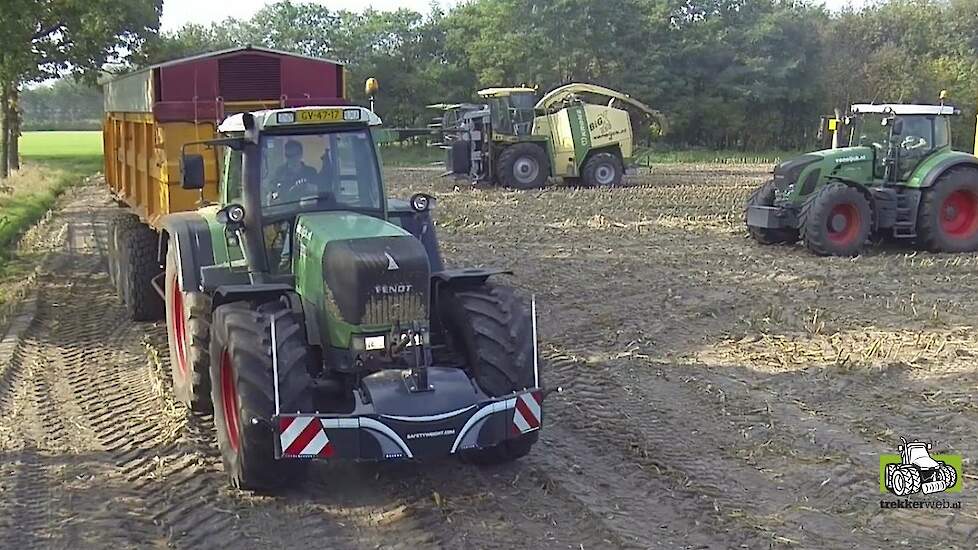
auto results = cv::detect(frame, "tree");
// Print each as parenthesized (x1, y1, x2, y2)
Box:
(0, 0, 161, 177)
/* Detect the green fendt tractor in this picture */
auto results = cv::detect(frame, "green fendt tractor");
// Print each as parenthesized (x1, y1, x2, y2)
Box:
(745, 102, 978, 256)
(165, 106, 544, 490)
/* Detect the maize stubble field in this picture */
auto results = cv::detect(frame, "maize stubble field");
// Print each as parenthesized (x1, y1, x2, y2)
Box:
(1, 162, 978, 548)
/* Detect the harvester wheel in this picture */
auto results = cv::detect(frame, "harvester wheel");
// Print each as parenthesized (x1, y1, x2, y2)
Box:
(800, 182, 872, 256)
(107, 214, 140, 299)
(165, 245, 212, 412)
(122, 222, 164, 321)
(582, 152, 623, 187)
(439, 283, 538, 464)
(918, 167, 978, 252)
(745, 180, 799, 245)
(498, 143, 549, 189)
(209, 300, 314, 491)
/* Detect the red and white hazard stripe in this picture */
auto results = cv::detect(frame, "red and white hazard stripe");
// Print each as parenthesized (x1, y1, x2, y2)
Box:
(279, 416, 334, 458)
(512, 391, 542, 435)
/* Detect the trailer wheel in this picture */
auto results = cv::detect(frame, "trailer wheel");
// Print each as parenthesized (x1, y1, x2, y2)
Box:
(745, 180, 799, 245)
(165, 245, 212, 412)
(122, 222, 164, 321)
(581, 152, 623, 187)
(498, 143, 549, 189)
(918, 167, 978, 252)
(800, 182, 872, 256)
(439, 283, 538, 464)
(107, 214, 139, 299)
(209, 300, 313, 491)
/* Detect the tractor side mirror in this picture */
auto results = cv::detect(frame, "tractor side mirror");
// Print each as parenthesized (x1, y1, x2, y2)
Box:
(181, 154, 205, 190)
(927, 442, 932, 450)
(898, 445, 904, 452)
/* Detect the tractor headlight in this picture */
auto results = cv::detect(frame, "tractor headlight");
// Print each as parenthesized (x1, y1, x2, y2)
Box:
(410, 193, 434, 212)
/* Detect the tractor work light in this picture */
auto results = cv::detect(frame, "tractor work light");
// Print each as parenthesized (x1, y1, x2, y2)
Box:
(226, 204, 245, 223)
(276, 111, 296, 124)
(343, 109, 362, 121)
(410, 193, 434, 212)
(352, 334, 386, 351)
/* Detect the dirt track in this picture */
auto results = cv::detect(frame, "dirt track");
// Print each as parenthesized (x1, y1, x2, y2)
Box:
(2, 165, 978, 548)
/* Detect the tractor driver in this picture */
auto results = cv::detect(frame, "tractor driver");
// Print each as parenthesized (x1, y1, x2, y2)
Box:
(898, 116, 931, 155)
(266, 139, 318, 205)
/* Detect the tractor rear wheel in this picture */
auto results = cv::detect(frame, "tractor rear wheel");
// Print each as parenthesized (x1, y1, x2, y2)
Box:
(439, 283, 538, 464)
(165, 245, 212, 413)
(939, 463, 958, 488)
(918, 167, 978, 252)
(210, 300, 314, 491)
(498, 143, 549, 189)
(581, 152, 623, 187)
(745, 180, 799, 245)
(121, 222, 165, 321)
(800, 182, 872, 256)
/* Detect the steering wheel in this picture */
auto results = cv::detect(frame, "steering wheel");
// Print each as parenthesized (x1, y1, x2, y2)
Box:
(267, 177, 312, 204)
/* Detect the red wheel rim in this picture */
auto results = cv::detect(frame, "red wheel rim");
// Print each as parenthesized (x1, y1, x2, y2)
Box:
(826, 203, 861, 244)
(220, 350, 241, 451)
(940, 189, 978, 239)
(171, 277, 188, 376)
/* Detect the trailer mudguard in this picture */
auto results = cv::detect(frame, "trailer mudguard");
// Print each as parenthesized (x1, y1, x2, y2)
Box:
(160, 212, 215, 293)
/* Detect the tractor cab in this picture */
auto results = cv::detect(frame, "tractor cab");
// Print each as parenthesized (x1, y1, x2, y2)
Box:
(849, 103, 957, 181)
(477, 87, 538, 136)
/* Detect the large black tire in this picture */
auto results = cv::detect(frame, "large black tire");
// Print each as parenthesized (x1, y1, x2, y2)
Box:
(209, 300, 314, 491)
(122, 222, 164, 321)
(581, 151, 623, 187)
(107, 214, 140, 299)
(497, 143, 549, 189)
(165, 245, 212, 413)
(745, 180, 799, 245)
(918, 166, 978, 252)
(439, 283, 538, 464)
(939, 463, 958, 488)
(799, 182, 872, 256)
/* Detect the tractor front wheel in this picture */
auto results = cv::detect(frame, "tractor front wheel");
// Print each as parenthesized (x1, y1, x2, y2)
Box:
(165, 244, 212, 412)
(918, 167, 978, 252)
(581, 152, 623, 187)
(498, 143, 549, 189)
(210, 300, 314, 491)
(745, 180, 799, 245)
(890, 466, 922, 496)
(800, 182, 872, 256)
(439, 283, 538, 464)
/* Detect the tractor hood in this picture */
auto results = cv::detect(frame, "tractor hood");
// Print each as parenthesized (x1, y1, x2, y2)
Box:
(293, 211, 431, 349)
(774, 146, 875, 201)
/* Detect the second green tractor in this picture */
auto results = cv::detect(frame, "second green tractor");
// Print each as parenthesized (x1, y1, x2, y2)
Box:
(746, 103, 978, 256)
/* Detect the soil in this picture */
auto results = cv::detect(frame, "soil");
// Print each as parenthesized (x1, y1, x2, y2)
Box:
(1, 165, 977, 549)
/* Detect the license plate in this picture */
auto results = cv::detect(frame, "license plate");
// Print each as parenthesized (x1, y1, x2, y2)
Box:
(297, 109, 342, 123)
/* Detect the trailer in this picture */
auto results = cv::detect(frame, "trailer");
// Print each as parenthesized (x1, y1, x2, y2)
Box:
(102, 47, 347, 320)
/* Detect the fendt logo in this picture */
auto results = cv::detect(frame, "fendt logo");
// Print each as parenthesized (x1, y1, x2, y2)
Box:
(880, 437, 961, 496)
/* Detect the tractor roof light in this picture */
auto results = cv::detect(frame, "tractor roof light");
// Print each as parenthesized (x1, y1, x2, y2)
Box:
(343, 109, 362, 121)
(276, 111, 296, 124)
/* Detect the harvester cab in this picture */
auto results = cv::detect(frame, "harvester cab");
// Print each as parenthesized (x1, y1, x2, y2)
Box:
(746, 99, 978, 257)
(168, 105, 544, 490)
(438, 83, 662, 189)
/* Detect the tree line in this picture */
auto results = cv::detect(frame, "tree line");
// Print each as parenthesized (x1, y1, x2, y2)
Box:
(9, 0, 978, 179)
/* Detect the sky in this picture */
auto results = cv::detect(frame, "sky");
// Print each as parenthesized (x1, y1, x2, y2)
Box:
(160, 0, 867, 32)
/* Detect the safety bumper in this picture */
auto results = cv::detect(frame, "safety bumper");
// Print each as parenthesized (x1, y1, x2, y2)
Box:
(746, 205, 797, 229)
(273, 387, 544, 460)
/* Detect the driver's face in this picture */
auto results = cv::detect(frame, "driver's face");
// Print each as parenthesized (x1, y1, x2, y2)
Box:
(285, 149, 302, 169)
